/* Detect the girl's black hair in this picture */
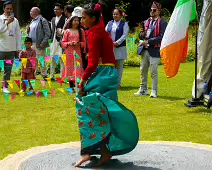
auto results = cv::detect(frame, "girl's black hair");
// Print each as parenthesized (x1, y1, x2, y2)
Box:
(113, 8, 123, 16)
(68, 16, 82, 43)
(83, 1, 107, 24)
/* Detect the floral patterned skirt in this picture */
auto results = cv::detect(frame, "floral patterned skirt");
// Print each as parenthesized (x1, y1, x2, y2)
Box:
(76, 65, 139, 156)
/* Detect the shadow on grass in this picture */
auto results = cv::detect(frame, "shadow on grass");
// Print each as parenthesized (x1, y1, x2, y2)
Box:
(119, 86, 138, 91)
(187, 107, 212, 114)
(158, 96, 186, 101)
(77, 158, 161, 170)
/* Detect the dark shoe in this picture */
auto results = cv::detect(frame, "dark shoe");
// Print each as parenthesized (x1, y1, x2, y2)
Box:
(43, 76, 48, 81)
(51, 77, 56, 81)
(207, 97, 212, 109)
(69, 81, 75, 88)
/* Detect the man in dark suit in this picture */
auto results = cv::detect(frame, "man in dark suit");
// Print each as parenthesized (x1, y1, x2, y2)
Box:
(50, 3, 66, 80)
(134, 1, 167, 98)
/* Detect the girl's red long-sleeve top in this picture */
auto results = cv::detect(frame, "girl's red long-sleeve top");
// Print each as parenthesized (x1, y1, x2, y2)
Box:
(82, 23, 116, 81)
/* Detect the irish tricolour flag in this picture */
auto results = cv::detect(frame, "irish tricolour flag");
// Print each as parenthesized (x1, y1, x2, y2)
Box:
(160, 0, 196, 78)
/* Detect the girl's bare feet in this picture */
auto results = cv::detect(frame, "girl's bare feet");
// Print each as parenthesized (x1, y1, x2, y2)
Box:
(95, 153, 112, 167)
(96, 144, 112, 167)
(74, 154, 91, 167)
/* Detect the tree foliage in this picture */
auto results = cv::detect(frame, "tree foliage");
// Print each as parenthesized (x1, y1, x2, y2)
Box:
(0, 0, 204, 26)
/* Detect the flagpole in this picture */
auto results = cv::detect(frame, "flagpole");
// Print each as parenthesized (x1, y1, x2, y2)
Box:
(185, 0, 204, 107)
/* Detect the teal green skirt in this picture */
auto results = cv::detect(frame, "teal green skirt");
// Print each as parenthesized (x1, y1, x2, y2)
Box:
(76, 66, 139, 156)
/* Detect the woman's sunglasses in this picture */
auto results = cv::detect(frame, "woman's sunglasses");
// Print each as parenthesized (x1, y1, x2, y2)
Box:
(150, 9, 157, 12)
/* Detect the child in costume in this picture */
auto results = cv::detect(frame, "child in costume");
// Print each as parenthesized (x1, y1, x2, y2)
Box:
(74, 2, 139, 167)
(19, 37, 36, 92)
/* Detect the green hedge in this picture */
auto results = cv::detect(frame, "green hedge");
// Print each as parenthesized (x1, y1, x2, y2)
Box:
(125, 26, 196, 67)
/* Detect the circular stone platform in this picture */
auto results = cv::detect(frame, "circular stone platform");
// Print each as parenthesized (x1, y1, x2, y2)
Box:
(0, 142, 212, 170)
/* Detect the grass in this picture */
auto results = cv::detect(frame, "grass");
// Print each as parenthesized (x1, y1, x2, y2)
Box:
(0, 62, 211, 160)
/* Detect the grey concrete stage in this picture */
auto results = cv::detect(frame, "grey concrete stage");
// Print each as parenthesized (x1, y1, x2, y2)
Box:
(0, 142, 212, 170)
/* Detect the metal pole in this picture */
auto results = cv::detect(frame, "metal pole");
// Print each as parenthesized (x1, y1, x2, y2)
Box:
(185, 0, 204, 107)
(194, 0, 199, 99)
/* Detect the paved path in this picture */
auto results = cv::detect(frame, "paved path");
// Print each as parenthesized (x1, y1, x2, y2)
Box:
(0, 141, 212, 170)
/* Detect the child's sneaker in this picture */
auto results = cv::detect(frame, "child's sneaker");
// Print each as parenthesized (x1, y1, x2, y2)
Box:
(30, 89, 34, 93)
(2, 87, 10, 94)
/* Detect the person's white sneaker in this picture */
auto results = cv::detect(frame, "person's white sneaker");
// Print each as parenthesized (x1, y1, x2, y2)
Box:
(150, 90, 157, 98)
(134, 87, 149, 96)
(2, 87, 10, 94)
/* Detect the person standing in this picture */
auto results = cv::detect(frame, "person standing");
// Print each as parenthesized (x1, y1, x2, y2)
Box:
(74, 2, 139, 167)
(106, 8, 129, 89)
(27, 7, 51, 80)
(134, 1, 167, 98)
(61, 16, 85, 80)
(72, 6, 88, 70)
(0, 1, 22, 93)
(19, 37, 36, 92)
(57, 4, 75, 36)
(50, 3, 66, 80)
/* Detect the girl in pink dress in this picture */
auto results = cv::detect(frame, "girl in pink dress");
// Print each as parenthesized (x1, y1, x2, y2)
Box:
(61, 16, 85, 80)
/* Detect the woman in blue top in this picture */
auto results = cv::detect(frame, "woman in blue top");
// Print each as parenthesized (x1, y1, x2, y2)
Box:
(106, 8, 129, 89)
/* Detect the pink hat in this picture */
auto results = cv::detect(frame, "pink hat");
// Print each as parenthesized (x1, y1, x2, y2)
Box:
(151, 1, 162, 9)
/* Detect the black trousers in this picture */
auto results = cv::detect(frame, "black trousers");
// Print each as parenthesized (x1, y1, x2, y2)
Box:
(0, 51, 16, 88)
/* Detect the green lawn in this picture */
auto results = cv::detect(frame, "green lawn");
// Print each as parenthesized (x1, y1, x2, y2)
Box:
(0, 62, 211, 160)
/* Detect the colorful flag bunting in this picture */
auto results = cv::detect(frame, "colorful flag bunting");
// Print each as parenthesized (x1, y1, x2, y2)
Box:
(21, 58, 28, 68)
(58, 88, 65, 93)
(50, 89, 56, 97)
(36, 92, 41, 98)
(61, 54, 67, 66)
(14, 59, 21, 70)
(37, 56, 45, 67)
(42, 90, 49, 99)
(5, 60, 12, 65)
(3, 93, 9, 102)
(27, 91, 34, 96)
(74, 53, 81, 59)
(53, 56, 59, 64)
(45, 78, 52, 88)
(14, 80, 21, 89)
(56, 78, 64, 86)
(0, 60, 4, 71)
(22, 80, 30, 88)
(29, 58, 36, 67)
(30, 80, 36, 88)
(44, 56, 51, 62)
(19, 91, 25, 97)
(22, 45, 26, 50)
(7, 80, 14, 89)
(76, 61, 80, 68)
(46, 47, 50, 56)
(66, 88, 73, 94)
(40, 80, 46, 87)
(77, 78, 81, 83)
(11, 93, 16, 100)
(63, 77, 68, 83)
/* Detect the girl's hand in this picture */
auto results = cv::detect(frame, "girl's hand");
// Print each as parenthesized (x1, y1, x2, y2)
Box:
(78, 79, 86, 96)
(72, 42, 80, 46)
(68, 42, 73, 46)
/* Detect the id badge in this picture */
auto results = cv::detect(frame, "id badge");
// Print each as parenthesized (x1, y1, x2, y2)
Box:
(8, 29, 15, 36)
